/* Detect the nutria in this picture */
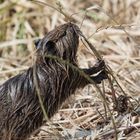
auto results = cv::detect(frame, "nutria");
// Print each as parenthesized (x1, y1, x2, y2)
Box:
(0, 23, 107, 140)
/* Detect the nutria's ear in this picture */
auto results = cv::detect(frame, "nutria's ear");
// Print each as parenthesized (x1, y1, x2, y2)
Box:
(34, 39, 41, 49)
(45, 41, 56, 55)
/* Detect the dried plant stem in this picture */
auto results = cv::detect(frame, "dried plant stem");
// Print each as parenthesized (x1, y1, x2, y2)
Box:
(107, 75, 117, 103)
(30, 0, 73, 22)
(81, 37, 102, 60)
(33, 64, 49, 121)
(106, 65, 134, 108)
(106, 66, 127, 96)
(102, 81, 108, 120)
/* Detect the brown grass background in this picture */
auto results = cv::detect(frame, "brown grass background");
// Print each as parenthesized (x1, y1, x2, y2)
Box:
(0, 0, 140, 139)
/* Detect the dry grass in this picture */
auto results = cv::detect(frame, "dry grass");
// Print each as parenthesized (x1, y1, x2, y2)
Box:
(0, 0, 140, 139)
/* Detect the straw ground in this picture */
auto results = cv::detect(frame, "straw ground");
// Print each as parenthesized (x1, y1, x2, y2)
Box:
(0, 0, 140, 139)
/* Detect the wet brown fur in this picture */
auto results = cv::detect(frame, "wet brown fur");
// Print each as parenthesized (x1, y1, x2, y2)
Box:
(0, 23, 107, 140)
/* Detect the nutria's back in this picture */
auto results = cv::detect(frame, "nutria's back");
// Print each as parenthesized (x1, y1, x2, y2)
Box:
(0, 23, 107, 140)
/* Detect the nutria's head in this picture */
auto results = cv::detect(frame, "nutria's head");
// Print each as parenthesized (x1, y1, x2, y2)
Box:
(35, 23, 80, 64)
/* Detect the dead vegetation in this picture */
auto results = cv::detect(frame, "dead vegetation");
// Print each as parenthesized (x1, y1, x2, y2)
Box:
(0, 0, 140, 139)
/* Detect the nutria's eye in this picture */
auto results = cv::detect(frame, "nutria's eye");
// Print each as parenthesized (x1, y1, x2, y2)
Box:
(45, 41, 56, 55)
(34, 39, 41, 49)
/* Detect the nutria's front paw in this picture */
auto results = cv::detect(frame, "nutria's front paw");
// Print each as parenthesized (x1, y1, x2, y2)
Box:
(83, 60, 106, 76)
(91, 70, 108, 84)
